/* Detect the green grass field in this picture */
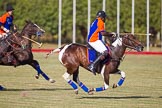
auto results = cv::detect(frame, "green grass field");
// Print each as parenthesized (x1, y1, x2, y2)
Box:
(0, 53, 162, 108)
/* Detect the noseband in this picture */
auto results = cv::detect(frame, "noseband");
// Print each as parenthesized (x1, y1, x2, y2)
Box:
(34, 24, 45, 36)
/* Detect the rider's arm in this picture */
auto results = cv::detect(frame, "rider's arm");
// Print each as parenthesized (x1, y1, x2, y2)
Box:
(0, 14, 9, 33)
(100, 31, 116, 37)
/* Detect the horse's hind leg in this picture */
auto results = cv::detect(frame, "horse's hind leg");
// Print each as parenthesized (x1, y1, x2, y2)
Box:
(73, 70, 89, 93)
(63, 71, 78, 94)
(88, 65, 110, 94)
(112, 70, 126, 88)
(29, 60, 55, 83)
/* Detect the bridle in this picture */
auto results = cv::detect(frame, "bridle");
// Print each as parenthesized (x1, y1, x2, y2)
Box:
(120, 34, 142, 50)
(34, 23, 45, 36)
(5, 32, 28, 50)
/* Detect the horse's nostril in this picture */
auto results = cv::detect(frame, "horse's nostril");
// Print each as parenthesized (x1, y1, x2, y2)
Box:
(136, 45, 144, 52)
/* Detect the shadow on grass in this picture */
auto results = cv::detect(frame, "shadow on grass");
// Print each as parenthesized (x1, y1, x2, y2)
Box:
(79, 96, 154, 99)
(1, 88, 72, 91)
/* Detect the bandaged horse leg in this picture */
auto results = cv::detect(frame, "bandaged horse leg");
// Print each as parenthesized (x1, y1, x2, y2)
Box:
(30, 60, 55, 83)
(95, 82, 109, 92)
(95, 65, 109, 92)
(73, 72, 89, 93)
(63, 72, 78, 93)
(113, 70, 126, 88)
(88, 65, 109, 93)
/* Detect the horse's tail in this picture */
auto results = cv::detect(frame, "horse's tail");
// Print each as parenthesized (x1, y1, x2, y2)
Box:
(53, 45, 67, 53)
(45, 45, 66, 58)
(53, 48, 61, 53)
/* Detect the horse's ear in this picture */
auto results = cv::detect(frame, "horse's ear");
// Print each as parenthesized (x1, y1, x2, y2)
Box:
(123, 30, 129, 33)
(25, 20, 31, 24)
(25, 20, 29, 23)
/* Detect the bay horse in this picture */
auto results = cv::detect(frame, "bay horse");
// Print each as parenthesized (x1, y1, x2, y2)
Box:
(0, 21, 54, 90)
(51, 33, 143, 94)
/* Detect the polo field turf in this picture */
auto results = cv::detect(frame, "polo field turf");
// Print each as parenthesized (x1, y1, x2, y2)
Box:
(0, 53, 162, 108)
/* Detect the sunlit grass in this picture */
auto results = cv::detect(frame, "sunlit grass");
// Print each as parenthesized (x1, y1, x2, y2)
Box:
(0, 53, 162, 108)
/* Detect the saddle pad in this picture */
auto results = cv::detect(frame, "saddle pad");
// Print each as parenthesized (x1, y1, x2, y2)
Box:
(87, 49, 97, 63)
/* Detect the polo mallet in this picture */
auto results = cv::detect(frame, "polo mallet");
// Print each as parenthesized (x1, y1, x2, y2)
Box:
(119, 33, 152, 36)
(22, 36, 43, 48)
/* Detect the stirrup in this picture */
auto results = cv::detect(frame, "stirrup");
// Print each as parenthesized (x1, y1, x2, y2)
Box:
(88, 65, 96, 75)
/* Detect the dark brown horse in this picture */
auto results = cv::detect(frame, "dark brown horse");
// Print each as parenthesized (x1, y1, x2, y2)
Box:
(0, 21, 54, 90)
(51, 33, 143, 94)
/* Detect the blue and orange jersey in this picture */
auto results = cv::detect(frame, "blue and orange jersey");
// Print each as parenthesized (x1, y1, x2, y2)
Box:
(87, 18, 105, 42)
(0, 12, 13, 34)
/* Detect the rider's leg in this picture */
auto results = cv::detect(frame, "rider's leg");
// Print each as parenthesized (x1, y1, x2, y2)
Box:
(88, 51, 108, 75)
(88, 40, 108, 75)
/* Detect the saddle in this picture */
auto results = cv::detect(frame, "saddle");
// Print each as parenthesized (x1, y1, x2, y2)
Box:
(86, 43, 111, 64)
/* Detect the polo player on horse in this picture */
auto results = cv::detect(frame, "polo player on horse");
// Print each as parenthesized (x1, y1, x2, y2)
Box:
(0, 4, 14, 38)
(87, 10, 116, 75)
(0, 4, 15, 63)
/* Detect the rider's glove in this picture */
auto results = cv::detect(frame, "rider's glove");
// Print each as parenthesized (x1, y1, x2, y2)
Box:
(111, 32, 117, 37)
(3, 28, 9, 33)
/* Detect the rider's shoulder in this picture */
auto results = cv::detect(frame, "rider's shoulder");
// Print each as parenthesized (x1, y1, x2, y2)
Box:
(0, 13, 9, 20)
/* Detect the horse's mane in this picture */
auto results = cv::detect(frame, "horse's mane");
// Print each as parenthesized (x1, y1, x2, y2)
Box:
(72, 43, 87, 47)
(20, 20, 32, 35)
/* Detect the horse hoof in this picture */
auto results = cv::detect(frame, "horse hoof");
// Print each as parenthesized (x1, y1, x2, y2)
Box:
(88, 88, 94, 95)
(35, 75, 39, 79)
(88, 91, 94, 95)
(74, 89, 78, 94)
(0, 85, 6, 91)
(112, 84, 117, 88)
(49, 79, 55, 83)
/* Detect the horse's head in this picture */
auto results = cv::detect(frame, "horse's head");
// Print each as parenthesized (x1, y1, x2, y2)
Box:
(122, 34, 144, 52)
(21, 20, 45, 37)
(112, 33, 144, 52)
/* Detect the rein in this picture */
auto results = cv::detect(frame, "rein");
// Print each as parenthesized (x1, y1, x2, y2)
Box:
(111, 35, 135, 62)
(119, 35, 138, 50)
(11, 32, 27, 49)
(3, 32, 28, 51)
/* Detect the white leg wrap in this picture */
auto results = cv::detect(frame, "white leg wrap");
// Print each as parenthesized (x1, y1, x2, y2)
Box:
(120, 71, 126, 78)
(104, 82, 109, 90)
(62, 72, 70, 82)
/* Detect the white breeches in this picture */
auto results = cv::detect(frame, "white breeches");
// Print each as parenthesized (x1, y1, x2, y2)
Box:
(88, 40, 107, 53)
